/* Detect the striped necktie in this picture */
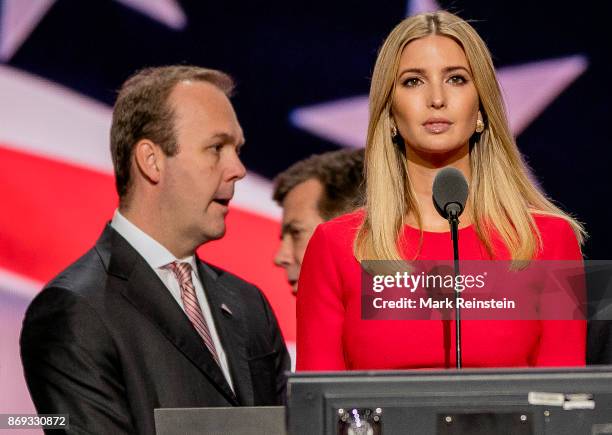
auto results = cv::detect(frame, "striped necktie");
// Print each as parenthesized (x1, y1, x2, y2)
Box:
(163, 261, 221, 367)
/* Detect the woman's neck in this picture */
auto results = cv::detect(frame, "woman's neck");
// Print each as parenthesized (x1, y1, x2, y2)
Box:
(405, 145, 472, 232)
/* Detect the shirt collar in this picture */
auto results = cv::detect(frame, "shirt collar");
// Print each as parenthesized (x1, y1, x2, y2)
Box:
(110, 209, 196, 270)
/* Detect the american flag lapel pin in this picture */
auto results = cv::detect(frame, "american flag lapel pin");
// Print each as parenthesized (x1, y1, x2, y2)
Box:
(221, 303, 233, 317)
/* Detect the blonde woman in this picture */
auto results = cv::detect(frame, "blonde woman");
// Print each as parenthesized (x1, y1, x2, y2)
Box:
(296, 11, 586, 370)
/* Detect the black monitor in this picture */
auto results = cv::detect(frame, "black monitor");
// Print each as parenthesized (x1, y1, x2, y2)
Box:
(287, 367, 612, 434)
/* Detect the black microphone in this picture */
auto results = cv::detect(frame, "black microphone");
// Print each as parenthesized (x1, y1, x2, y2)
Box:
(432, 167, 468, 220)
(432, 167, 469, 369)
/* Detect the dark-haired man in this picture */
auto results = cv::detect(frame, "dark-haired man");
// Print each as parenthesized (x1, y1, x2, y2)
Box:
(273, 149, 365, 295)
(20, 66, 290, 434)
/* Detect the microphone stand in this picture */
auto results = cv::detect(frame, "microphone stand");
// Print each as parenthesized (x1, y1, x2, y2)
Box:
(448, 208, 462, 369)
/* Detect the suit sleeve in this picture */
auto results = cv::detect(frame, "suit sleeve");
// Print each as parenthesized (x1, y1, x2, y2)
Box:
(533, 219, 586, 367)
(20, 287, 135, 434)
(296, 224, 347, 371)
(258, 289, 291, 405)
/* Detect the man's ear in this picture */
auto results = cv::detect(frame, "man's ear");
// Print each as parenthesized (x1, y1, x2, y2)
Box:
(133, 139, 162, 184)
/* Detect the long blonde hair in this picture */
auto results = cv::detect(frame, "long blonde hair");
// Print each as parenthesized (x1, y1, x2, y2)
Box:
(354, 11, 585, 261)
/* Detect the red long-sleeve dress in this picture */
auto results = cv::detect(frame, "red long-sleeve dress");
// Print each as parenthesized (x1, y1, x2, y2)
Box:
(296, 211, 585, 371)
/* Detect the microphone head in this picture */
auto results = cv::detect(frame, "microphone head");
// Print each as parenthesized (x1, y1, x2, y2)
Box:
(432, 167, 469, 219)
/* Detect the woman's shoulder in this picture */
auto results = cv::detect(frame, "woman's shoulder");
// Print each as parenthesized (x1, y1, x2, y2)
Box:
(531, 213, 581, 260)
(532, 213, 574, 233)
(320, 209, 365, 231)
(312, 210, 365, 251)
(301, 210, 363, 276)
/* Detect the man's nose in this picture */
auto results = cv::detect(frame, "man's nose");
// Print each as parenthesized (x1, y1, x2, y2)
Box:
(226, 151, 247, 181)
(274, 237, 293, 268)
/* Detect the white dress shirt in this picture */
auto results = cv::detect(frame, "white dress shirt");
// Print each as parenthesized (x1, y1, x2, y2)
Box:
(111, 210, 234, 391)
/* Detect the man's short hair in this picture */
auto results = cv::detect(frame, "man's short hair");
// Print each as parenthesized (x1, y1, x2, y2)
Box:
(273, 149, 365, 220)
(110, 65, 234, 203)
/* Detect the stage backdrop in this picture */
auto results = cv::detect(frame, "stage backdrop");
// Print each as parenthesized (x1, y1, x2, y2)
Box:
(1, 0, 610, 431)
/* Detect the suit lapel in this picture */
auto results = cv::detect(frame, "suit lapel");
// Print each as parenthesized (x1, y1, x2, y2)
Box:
(197, 260, 254, 406)
(97, 226, 239, 405)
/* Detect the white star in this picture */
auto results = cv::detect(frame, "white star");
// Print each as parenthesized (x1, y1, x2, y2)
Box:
(0, 0, 187, 61)
(499, 55, 587, 134)
(0, 0, 55, 61)
(115, 0, 186, 29)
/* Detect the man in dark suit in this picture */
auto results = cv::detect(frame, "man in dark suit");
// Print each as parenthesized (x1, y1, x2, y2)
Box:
(20, 66, 290, 434)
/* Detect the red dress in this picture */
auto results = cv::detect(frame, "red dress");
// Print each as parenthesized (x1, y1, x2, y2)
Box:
(296, 211, 585, 371)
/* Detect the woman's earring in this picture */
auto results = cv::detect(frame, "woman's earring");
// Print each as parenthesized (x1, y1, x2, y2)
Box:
(475, 117, 485, 133)
(391, 125, 398, 138)
(476, 110, 484, 133)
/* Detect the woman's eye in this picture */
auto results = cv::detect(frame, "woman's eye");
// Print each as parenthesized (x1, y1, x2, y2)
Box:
(448, 75, 467, 85)
(402, 77, 422, 87)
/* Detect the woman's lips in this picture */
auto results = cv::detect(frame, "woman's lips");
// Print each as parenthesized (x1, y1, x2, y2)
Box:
(423, 120, 452, 134)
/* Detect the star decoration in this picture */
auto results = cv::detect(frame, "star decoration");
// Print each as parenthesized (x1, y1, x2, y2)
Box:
(0, 0, 187, 61)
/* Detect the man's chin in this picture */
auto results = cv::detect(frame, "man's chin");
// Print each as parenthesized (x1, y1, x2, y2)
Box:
(200, 223, 226, 244)
(210, 227, 226, 240)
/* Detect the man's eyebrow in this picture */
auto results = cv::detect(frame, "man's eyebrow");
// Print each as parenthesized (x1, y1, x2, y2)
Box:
(209, 132, 246, 145)
(209, 132, 233, 142)
(280, 220, 300, 237)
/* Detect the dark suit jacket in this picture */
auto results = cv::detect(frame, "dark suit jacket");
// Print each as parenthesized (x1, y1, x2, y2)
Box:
(20, 225, 290, 434)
